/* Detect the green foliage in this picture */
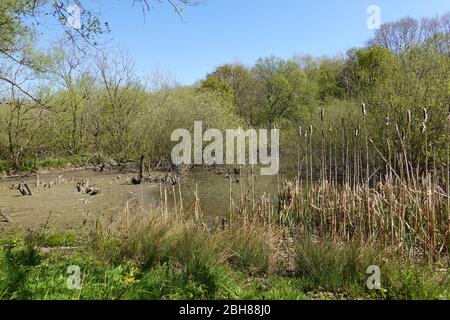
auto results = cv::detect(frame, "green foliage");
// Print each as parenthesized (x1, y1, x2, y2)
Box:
(342, 45, 449, 165)
(1, 12, 449, 172)
(0, 0, 37, 53)
(382, 261, 450, 300)
(1, 230, 448, 300)
(201, 64, 258, 124)
(200, 76, 233, 97)
(251, 56, 316, 126)
(295, 55, 346, 102)
(294, 239, 380, 294)
(345, 46, 398, 98)
(218, 223, 274, 275)
(0, 237, 41, 299)
(32, 233, 79, 248)
(0, 160, 13, 173)
(139, 87, 240, 166)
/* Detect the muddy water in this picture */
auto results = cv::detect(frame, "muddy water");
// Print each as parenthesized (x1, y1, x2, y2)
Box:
(0, 167, 292, 234)
(162, 167, 292, 219)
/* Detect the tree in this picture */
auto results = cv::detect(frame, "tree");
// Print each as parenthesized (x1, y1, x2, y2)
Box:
(0, 0, 200, 101)
(294, 55, 345, 101)
(252, 56, 315, 126)
(201, 64, 257, 125)
(368, 13, 450, 55)
(94, 50, 145, 160)
(0, 65, 51, 169)
(343, 44, 449, 167)
(343, 46, 397, 100)
(50, 41, 96, 154)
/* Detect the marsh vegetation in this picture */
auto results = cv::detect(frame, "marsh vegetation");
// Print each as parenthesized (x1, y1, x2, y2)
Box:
(0, 2, 449, 299)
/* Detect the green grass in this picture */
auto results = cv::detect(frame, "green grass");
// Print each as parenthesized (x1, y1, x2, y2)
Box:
(0, 154, 102, 173)
(294, 238, 381, 295)
(0, 218, 448, 300)
(0, 160, 13, 173)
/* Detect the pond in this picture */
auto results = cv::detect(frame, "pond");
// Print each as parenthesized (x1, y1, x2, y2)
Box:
(0, 166, 294, 234)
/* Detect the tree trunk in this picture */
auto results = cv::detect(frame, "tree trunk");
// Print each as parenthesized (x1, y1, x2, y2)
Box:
(138, 155, 145, 182)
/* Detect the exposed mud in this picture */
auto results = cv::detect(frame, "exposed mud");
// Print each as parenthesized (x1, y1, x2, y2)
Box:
(0, 169, 159, 235)
(0, 167, 291, 235)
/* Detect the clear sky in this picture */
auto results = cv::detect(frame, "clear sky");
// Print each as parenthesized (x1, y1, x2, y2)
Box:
(43, 0, 450, 84)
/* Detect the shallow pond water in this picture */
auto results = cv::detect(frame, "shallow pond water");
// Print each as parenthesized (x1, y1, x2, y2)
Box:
(0, 167, 294, 234)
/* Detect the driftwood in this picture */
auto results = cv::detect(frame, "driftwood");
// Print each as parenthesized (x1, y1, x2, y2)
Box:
(144, 172, 180, 185)
(131, 177, 141, 185)
(76, 180, 100, 196)
(215, 168, 241, 183)
(13, 181, 33, 196)
(42, 182, 52, 189)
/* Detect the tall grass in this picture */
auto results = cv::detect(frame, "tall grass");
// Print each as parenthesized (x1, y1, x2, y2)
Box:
(90, 206, 288, 277)
(1, 201, 448, 299)
(244, 105, 450, 263)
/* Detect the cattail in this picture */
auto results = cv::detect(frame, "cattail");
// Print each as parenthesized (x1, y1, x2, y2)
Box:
(421, 122, 427, 133)
(341, 117, 345, 127)
(407, 110, 412, 124)
(447, 110, 450, 126)
(361, 103, 367, 116)
(320, 107, 325, 122)
(423, 108, 428, 123)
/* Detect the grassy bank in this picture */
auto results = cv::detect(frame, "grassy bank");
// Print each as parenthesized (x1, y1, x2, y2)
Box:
(1, 212, 448, 300)
(0, 155, 97, 175)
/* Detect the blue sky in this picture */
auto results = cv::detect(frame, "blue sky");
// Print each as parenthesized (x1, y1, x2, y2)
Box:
(43, 0, 450, 84)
